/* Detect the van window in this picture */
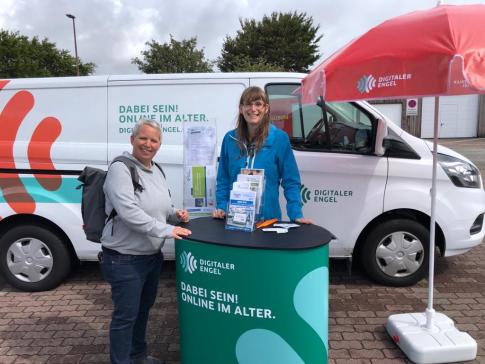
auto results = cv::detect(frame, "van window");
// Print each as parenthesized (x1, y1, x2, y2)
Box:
(266, 83, 374, 154)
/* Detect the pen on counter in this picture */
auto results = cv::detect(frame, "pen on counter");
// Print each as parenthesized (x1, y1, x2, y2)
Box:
(256, 218, 278, 229)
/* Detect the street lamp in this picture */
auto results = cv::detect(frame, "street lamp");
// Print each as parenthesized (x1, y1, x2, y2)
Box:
(66, 13, 79, 76)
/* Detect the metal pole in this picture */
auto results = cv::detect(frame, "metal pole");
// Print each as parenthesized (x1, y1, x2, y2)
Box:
(426, 96, 439, 330)
(66, 14, 80, 76)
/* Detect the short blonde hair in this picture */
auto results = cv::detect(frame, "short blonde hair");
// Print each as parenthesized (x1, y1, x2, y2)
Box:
(131, 119, 161, 138)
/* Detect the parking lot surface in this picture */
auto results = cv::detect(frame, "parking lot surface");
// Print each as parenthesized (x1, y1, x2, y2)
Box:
(0, 138, 484, 364)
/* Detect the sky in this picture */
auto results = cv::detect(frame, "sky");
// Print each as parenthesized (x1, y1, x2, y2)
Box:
(1, 0, 483, 75)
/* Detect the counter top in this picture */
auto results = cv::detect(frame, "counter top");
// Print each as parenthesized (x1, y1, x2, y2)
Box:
(179, 216, 335, 250)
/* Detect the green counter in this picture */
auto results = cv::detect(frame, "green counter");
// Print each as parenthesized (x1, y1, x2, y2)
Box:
(176, 217, 334, 364)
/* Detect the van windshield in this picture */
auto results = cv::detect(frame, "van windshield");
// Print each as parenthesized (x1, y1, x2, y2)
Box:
(266, 83, 374, 153)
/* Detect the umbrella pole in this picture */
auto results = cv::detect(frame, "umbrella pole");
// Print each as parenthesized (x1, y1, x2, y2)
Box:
(386, 97, 476, 363)
(426, 97, 439, 330)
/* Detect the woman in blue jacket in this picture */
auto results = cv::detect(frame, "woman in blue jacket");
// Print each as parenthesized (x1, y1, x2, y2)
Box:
(213, 86, 311, 224)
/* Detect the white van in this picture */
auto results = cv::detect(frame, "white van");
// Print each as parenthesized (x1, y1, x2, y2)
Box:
(0, 73, 483, 291)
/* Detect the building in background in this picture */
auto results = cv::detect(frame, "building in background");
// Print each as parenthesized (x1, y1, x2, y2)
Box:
(370, 95, 485, 138)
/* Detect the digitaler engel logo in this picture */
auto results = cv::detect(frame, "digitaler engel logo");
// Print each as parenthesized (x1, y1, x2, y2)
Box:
(180, 251, 197, 274)
(300, 184, 311, 205)
(357, 75, 376, 94)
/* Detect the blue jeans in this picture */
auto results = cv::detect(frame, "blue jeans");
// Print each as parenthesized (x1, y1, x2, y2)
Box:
(101, 250, 163, 364)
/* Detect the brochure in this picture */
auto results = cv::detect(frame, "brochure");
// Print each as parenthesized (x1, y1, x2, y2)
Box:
(225, 189, 257, 232)
(232, 181, 252, 191)
(237, 169, 265, 218)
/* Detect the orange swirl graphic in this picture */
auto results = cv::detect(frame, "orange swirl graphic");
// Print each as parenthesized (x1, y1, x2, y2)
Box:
(28, 117, 62, 191)
(0, 90, 36, 213)
(0, 80, 7, 219)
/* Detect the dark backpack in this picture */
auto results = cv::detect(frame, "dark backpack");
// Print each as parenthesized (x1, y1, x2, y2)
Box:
(77, 156, 165, 243)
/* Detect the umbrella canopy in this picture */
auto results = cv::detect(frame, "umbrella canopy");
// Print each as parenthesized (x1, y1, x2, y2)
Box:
(302, 4, 485, 103)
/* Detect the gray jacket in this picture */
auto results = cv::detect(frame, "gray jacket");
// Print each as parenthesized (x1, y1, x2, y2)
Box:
(101, 152, 179, 254)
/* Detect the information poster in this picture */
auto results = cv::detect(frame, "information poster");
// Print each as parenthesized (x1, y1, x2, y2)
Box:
(183, 124, 217, 216)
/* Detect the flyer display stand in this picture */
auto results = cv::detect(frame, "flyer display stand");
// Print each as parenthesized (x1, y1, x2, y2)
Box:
(176, 217, 334, 364)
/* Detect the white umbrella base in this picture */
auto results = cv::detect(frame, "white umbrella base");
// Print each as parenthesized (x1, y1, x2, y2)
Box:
(386, 312, 476, 363)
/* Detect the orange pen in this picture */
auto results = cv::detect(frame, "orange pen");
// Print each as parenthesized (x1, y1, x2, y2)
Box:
(256, 218, 278, 229)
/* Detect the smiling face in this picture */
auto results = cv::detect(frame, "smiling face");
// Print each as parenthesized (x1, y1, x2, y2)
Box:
(239, 98, 269, 131)
(130, 124, 161, 167)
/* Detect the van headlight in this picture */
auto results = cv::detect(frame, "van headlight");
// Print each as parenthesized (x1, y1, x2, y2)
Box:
(438, 154, 481, 188)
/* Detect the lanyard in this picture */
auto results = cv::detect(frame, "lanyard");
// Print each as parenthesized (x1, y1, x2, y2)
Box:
(245, 143, 257, 169)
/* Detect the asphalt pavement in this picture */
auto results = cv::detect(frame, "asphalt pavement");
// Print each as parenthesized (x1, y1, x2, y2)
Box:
(0, 138, 484, 364)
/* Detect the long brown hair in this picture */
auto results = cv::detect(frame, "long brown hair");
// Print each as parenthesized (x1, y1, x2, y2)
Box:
(236, 86, 270, 154)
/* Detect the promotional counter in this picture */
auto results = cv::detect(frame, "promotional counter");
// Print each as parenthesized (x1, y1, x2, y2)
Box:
(175, 217, 334, 364)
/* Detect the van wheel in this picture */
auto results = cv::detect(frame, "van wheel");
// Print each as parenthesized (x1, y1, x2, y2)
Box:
(0, 225, 71, 292)
(360, 219, 429, 286)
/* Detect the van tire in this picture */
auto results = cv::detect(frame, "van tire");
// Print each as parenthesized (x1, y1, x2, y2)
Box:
(0, 225, 71, 291)
(360, 219, 429, 286)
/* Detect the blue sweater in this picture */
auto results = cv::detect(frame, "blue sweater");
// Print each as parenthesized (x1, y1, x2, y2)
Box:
(216, 125, 303, 221)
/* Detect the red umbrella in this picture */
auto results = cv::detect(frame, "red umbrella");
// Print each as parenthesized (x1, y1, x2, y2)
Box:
(301, 4, 483, 363)
(302, 4, 485, 103)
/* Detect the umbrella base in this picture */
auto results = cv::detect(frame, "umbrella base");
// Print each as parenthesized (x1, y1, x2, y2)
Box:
(386, 312, 476, 364)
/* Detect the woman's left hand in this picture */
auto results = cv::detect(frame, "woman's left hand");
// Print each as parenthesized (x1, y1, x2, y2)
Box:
(176, 209, 190, 223)
(295, 217, 313, 224)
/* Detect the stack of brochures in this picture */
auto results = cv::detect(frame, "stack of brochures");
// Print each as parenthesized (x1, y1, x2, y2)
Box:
(225, 169, 265, 232)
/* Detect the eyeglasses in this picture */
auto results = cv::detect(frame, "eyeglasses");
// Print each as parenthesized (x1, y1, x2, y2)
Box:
(242, 101, 267, 109)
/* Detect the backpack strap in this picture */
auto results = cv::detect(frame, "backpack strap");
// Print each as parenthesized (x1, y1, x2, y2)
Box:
(107, 157, 172, 231)
(153, 161, 166, 179)
(106, 156, 144, 232)
(153, 162, 172, 199)
(112, 155, 144, 192)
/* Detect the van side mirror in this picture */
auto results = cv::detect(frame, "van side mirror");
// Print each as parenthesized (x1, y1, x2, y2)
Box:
(374, 118, 387, 156)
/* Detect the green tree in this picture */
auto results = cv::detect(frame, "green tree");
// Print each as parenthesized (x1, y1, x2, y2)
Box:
(223, 55, 285, 72)
(0, 30, 95, 78)
(132, 35, 213, 73)
(218, 12, 322, 72)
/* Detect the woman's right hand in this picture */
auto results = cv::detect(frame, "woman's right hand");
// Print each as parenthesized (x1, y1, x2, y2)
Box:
(212, 209, 226, 219)
(172, 226, 192, 239)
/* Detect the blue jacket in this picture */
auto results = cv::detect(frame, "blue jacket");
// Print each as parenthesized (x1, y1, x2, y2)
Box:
(216, 124, 303, 221)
